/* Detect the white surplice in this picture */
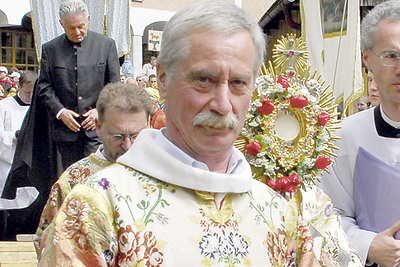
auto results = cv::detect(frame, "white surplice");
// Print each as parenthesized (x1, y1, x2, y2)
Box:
(0, 96, 29, 196)
(319, 107, 400, 264)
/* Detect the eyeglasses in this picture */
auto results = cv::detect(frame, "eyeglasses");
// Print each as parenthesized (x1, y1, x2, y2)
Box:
(106, 133, 139, 143)
(370, 49, 400, 67)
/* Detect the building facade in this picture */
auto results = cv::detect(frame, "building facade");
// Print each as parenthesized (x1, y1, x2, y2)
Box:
(0, 0, 275, 75)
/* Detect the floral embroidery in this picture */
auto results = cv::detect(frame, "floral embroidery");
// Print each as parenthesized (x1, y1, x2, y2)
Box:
(301, 187, 362, 266)
(97, 173, 169, 265)
(155, 213, 168, 225)
(69, 167, 91, 184)
(248, 190, 284, 226)
(61, 196, 89, 250)
(199, 232, 249, 266)
(194, 192, 250, 266)
(198, 208, 239, 233)
(324, 203, 336, 218)
(142, 180, 177, 196)
(266, 228, 289, 265)
(98, 178, 110, 190)
(48, 184, 59, 209)
(118, 225, 164, 267)
(296, 217, 314, 254)
(265, 216, 314, 266)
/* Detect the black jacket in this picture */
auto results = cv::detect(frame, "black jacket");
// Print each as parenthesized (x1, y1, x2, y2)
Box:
(37, 30, 120, 141)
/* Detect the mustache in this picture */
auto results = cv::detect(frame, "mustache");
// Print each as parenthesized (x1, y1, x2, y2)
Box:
(193, 111, 238, 129)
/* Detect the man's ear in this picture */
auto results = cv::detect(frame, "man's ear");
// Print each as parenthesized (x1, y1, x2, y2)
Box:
(362, 48, 372, 71)
(157, 64, 168, 100)
(95, 117, 103, 138)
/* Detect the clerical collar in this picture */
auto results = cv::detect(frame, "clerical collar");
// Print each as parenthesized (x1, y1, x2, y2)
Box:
(13, 94, 29, 106)
(65, 31, 89, 47)
(380, 105, 400, 129)
(374, 105, 400, 138)
(96, 145, 108, 161)
(154, 128, 243, 174)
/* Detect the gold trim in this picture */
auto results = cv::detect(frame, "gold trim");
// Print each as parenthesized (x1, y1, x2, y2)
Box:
(323, 30, 348, 39)
(193, 191, 233, 225)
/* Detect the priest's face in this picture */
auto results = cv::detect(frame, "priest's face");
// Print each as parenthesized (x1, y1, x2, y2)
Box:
(363, 19, 400, 107)
(158, 29, 255, 161)
(96, 107, 149, 162)
(60, 12, 90, 43)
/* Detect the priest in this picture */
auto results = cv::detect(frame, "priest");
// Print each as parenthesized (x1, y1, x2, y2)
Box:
(38, 1, 320, 266)
(319, 1, 400, 266)
(0, 71, 37, 198)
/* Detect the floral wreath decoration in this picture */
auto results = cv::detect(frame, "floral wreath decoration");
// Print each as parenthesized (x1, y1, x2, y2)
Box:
(235, 34, 341, 197)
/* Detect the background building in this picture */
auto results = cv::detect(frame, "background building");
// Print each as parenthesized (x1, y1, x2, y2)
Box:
(0, 0, 382, 77)
(0, 0, 275, 76)
(0, 0, 36, 72)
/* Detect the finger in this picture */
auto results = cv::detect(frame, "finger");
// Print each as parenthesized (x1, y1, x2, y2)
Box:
(81, 118, 92, 128)
(66, 110, 80, 118)
(71, 112, 80, 118)
(67, 123, 79, 132)
(82, 120, 96, 130)
(82, 109, 97, 118)
(69, 117, 81, 127)
(82, 109, 92, 117)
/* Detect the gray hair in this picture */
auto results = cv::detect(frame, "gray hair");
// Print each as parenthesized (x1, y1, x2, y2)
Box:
(361, 0, 400, 49)
(19, 71, 38, 87)
(96, 83, 153, 123)
(59, 0, 89, 21)
(157, 0, 266, 85)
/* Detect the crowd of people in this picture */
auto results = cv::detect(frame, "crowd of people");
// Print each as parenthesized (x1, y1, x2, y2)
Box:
(0, 0, 399, 266)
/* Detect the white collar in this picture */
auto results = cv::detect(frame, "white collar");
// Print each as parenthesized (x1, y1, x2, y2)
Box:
(117, 128, 252, 193)
(155, 128, 243, 174)
(95, 144, 108, 161)
(380, 105, 400, 129)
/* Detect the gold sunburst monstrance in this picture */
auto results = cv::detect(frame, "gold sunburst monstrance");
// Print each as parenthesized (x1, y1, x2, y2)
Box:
(236, 34, 340, 195)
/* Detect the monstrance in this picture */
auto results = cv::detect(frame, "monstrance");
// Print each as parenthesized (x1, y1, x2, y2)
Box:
(236, 33, 340, 196)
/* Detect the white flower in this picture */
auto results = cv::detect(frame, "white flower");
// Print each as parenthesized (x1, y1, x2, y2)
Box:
(302, 158, 314, 169)
(315, 144, 328, 152)
(248, 121, 259, 127)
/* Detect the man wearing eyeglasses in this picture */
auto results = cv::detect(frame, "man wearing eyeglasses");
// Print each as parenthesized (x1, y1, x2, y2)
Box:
(35, 82, 152, 243)
(319, 1, 400, 266)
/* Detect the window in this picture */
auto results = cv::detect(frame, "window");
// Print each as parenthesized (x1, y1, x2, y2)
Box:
(0, 29, 38, 72)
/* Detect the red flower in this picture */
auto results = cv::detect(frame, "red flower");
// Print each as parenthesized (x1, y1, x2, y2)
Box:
(315, 155, 332, 169)
(289, 173, 301, 186)
(277, 75, 290, 89)
(284, 185, 297, 193)
(257, 98, 275, 115)
(318, 111, 331, 126)
(276, 176, 291, 190)
(290, 95, 309, 108)
(246, 141, 262, 156)
(267, 179, 277, 190)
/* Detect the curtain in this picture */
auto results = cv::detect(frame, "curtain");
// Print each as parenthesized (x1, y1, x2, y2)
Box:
(30, 0, 129, 60)
(300, 0, 364, 114)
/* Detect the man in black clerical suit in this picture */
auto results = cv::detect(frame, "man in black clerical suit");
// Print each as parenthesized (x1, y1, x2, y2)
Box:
(38, 0, 120, 169)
